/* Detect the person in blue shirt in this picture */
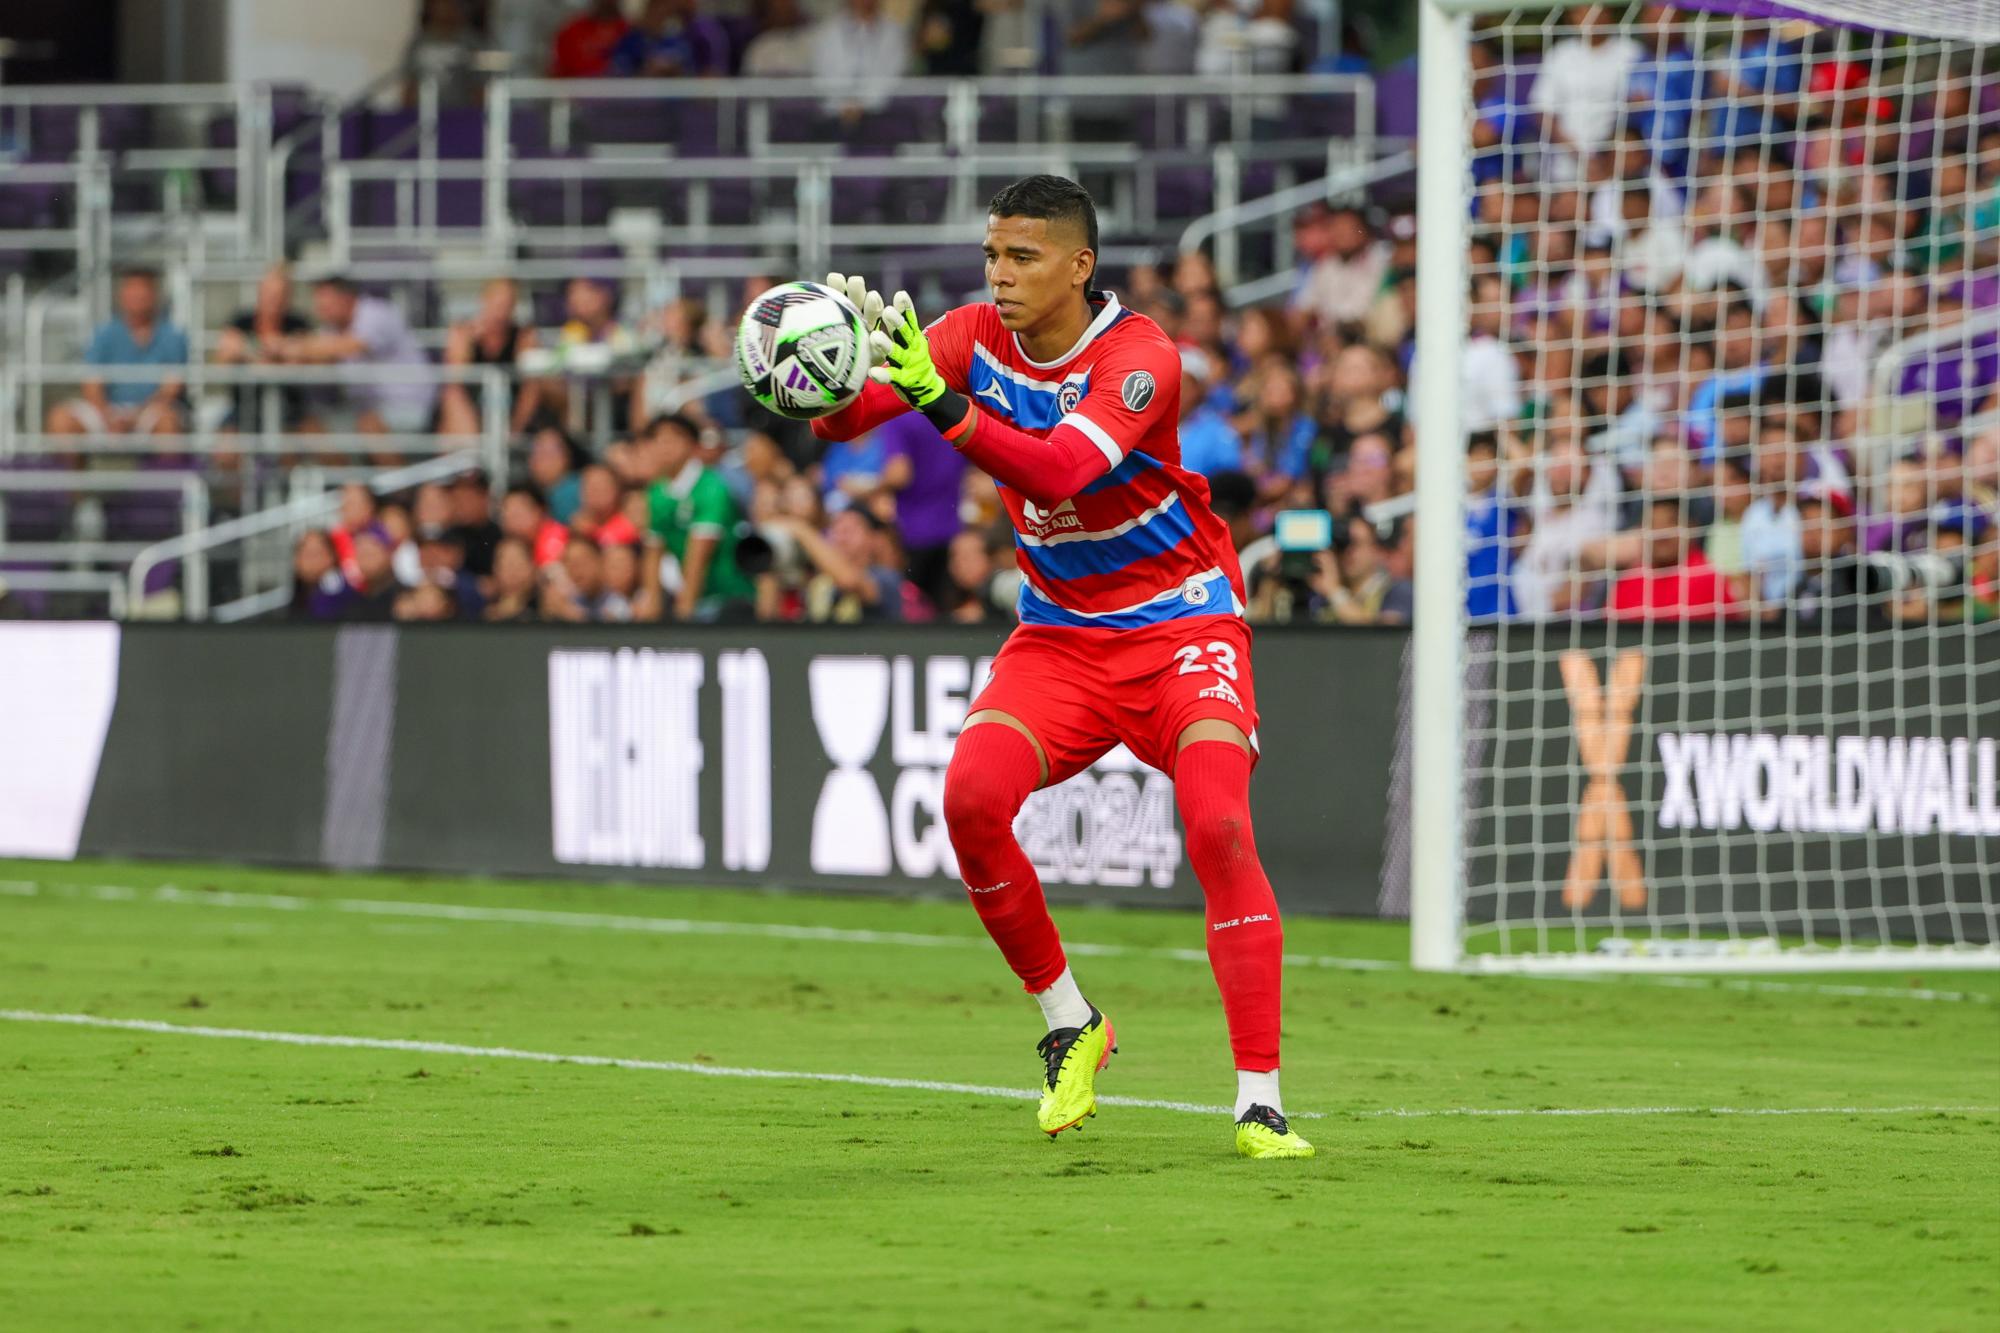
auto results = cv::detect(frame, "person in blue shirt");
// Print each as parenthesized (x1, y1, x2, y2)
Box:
(1626, 3, 1703, 183)
(1464, 430, 1523, 621)
(1175, 347, 1244, 478)
(1238, 363, 1316, 508)
(46, 268, 190, 441)
(1469, 40, 1534, 191)
(1685, 299, 1771, 462)
(610, 0, 732, 76)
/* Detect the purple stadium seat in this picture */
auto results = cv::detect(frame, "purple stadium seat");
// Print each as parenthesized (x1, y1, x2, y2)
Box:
(1376, 60, 1420, 140)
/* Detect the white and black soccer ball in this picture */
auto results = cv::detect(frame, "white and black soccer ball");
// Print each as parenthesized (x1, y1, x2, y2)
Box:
(736, 280, 870, 421)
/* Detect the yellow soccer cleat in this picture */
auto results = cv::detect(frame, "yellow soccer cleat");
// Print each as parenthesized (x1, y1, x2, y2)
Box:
(1235, 1105, 1315, 1159)
(1035, 1006, 1116, 1136)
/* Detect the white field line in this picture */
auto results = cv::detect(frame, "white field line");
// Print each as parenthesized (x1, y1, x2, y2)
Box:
(4, 1009, 1994, 1123)
(4, 879, 1994, 1005)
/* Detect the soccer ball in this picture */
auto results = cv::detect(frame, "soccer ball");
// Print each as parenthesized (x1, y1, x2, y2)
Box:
(736, 281, 870, 421)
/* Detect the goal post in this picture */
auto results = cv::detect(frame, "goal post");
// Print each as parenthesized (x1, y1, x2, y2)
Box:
(1409, 0, 2000, 972)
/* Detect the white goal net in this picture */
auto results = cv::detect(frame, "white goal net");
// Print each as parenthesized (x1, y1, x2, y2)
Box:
(1410, 1, 2000, 971)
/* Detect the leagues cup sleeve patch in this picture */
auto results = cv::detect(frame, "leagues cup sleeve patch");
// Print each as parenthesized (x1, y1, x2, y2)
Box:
(1121, 370, 1156, 412)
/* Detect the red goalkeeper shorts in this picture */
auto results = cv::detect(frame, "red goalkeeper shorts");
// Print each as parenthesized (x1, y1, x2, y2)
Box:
(967, 617, 1261, 782)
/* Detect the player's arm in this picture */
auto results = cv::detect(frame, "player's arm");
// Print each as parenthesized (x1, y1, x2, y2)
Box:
(869, 293, 1158, 508)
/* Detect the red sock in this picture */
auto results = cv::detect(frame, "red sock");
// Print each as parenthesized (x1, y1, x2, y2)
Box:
(1175, 740, 1283, 1072)
(943, 724, 1068, 993)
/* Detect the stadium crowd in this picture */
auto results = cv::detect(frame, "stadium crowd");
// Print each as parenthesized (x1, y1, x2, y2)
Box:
(38, 3, 2000, 628)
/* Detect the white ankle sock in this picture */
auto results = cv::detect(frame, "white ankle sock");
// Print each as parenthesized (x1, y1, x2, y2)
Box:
(1032, 968, 1093, 1031)
(1235, 1069, 1282, 1118)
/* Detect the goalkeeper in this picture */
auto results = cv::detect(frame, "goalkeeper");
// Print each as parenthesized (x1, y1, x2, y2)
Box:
(811, 175, 1312, 1160)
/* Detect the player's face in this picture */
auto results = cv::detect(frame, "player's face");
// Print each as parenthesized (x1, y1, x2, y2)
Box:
(983, 215, 1090, 333)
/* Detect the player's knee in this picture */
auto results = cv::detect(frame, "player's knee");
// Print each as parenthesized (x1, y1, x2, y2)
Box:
(1181, 807, 1255, 872)
(942, 764, 1009, 847)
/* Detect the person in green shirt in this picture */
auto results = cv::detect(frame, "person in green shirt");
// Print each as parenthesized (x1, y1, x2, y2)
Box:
(643, 412, 755, 620)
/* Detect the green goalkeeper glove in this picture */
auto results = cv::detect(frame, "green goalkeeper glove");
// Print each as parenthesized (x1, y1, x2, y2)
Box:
(868, 291, 953, 411)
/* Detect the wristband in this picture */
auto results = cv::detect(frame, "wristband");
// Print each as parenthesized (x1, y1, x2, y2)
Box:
(918, 387, 974, 441)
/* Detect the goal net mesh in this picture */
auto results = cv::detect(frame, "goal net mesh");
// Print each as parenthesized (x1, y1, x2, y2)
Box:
(1449, 2, 2000, 968)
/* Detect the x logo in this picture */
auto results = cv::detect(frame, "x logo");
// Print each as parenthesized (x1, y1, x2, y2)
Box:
(1559, 649, 1649, 911)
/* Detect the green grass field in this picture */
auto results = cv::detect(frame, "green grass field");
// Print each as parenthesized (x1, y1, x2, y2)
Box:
(2, 859, 1996, 1331)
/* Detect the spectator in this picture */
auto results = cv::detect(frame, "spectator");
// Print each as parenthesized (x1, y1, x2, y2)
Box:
(1322, 430, 1397, 523)
(550, 0, 632, 76)
(605, 536, 667, 622)
(1703, 450, 1757, 605)
(743, 0, 815, 76)
(767, 506, 908, 623)
(448, 470, 503, 577)
(568, 463, 642, 547)
(1289, 207, 1389, 332)
(46, 268, 189, 443)
(527, 426, 588, 524)
(415, 529, 482, 619)
(393, 582, 458, 622)
(502, 485, 570, 567)
(1322, 515, 1413, 625)
(1236, 363, 1314, 509)
(1626, 2, 1702, 182)
(559, 277, 635, 354)
(813, 0, 910, 125)
(482, 537, 543, 622)
(1685, 299, 1770, 460)
(1528, 3, 1643, 180)
(288, 530, 349, 621)
(215, 264, 313, 437)
(439, 278, 543, 438)
(402, 0, 489, 107)
(286, 278, 437, 446)
(1460, 273, 1523, 431)
(1177, 348, 1244, 477)
(610, 0, 732, 76)
(1469, 40, 1534, 190)
(938, 527, 1009, 623)
(1609, 498, 1739, 621)
(329, 483, 382, 585)
(916, 0, 984, 76)
(819, 425, 889, 509)
(1513, 420, 1620, 618)
(344, 529, 405, 622)
(877, 412, 969, 604)
(1464, 430, 1524, 621)
(541, 534, 632, 622)
(1579, 348, 1659, 468)
(644, 411, 756, 620)
(1060, 0, 1144, 77)
(1787, 476, 1861, 629)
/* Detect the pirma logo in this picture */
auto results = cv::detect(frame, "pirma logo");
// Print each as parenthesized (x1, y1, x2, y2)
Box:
(1120, 370, 1156, 412)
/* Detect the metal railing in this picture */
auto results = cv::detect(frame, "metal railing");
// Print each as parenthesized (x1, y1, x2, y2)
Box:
(0, 569, 129, 618)
(2, 363, 511, 486)
(1863, 306, 2000, 487)
(0, 82, 274, 263)
(1180, 148, 1415, 294)
(128, 449, 485, 622)
(0, 469, 209, 612)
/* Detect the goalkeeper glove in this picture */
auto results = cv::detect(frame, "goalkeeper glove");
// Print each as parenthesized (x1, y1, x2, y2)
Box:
(868, 292, 972, 438)
(825, 272, 885, 335)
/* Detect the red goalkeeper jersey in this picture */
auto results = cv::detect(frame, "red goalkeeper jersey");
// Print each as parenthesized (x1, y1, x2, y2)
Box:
(812, 292, 1247, 628)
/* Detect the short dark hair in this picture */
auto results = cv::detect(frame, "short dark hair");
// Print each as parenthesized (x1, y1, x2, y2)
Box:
(1466, 429, 1500, 456)
(316, 275, 360, 297)
(987, 174, 1099, 269)
(118, 266, 161, 284)
(645, 411, 702, 442)
(504, 484, 547, 512)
